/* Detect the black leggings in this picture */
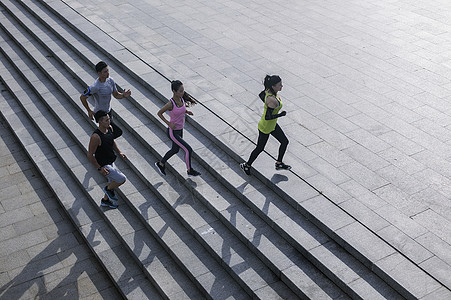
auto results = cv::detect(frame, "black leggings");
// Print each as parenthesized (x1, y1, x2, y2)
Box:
(247, 124, 289, 166)
(161, 128, 193, 170)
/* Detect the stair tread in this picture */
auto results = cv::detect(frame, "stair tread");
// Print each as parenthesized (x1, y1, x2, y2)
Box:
(0, 73, 162, 299)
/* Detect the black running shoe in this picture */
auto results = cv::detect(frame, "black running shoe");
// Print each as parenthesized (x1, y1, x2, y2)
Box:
(275, 162, 291, 170)
(240, 163, 251, 175)
(187, 168, 201, 177)
(155, 161, 166, 176)
(101, 198, 118, 209)
(103, 185, 118, 201)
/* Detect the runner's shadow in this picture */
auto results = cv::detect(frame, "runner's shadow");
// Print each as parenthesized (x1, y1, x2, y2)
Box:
(270, 173, 288, 184)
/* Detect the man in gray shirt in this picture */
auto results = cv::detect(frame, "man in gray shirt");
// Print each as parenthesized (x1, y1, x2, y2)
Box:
(80, 61, 131, 137)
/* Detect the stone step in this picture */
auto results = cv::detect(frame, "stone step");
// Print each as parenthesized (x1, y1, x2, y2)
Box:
(0, 8, 295, 299)
(0, 54, 163, 300)
(0, 2, 361, 299)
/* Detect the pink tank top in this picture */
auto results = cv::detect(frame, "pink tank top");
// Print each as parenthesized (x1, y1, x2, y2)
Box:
(168, 98, 186, 130)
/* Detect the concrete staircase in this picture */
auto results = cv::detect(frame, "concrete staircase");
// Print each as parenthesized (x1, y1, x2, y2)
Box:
(0, 0, 449, 299)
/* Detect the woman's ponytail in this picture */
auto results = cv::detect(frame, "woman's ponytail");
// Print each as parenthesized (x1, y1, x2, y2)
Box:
(183, 91, 197, 107)
(259, 75, 281, 102)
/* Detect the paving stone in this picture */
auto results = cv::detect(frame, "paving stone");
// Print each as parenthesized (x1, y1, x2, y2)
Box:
(377, 225, 433, 264)
(223, 245, 279, 292)
(145, 254, 199, 298)
(308, 141, 354, 168)
(306, 173, 353, 204)
(195, 221, 242, 259)
(412, 209, 451, 245)
(347, 277, 404, 300)
(336, 221, 395, 264)
(301, 195, 354, 232)
(339, 198, 390, 232)
(254, 281, 299, 300)
(375, 164, 429, 195)
(0, 249, 30, 273)
(339, 161, 389, 191)
(12, 213, 58, 236)
(0, 271, 11, 289)
(421, 286, 451, 300)
(375, 204, 429, 239)
(375, 252, 442, 299)
(196, 270, 250, 300)
(0, 276, 44, 300)
(419, 256, 451, 288)
(0, 205, 34, 228)
(342, 144, 391, 172)
(282, 255, 344, 300)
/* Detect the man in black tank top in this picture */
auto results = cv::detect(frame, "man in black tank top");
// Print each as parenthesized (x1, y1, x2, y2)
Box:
(87, 110, 127, 208)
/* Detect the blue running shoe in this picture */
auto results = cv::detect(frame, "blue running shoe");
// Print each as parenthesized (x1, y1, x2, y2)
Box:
(103, 185, 118, 201)
(101, 198, 118, 209)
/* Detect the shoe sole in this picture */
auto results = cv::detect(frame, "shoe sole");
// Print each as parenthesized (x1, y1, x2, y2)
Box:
(275, 167, 292, 170)
(101, 202, 118, 209)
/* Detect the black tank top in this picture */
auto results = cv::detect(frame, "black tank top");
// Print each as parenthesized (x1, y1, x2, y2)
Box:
(94, 127, 117, 166)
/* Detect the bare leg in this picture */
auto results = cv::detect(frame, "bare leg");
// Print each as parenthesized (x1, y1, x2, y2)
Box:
(107, 180, 125, 190)
(104, 180, 126, 199)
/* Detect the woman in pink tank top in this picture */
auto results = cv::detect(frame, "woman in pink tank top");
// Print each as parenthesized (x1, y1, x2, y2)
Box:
(155, 80, 201, 177)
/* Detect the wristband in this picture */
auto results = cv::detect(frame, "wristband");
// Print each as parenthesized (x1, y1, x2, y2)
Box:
(98, 167, 102, 171)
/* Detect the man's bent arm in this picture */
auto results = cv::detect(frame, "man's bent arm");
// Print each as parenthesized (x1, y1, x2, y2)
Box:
(87, 134, 101, 169)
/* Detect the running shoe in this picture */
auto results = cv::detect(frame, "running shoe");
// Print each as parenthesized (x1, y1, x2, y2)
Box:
(240, 163, 251, 176)
(101, 198, 118, 209)
(187, 168, 201, 177)
(103, 185, 118, 201)
(275, 162, 291, 170)
(155, 161, 166, 176)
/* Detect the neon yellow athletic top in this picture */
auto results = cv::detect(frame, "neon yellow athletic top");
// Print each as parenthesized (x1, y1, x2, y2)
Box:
(258, 91, 282, 134)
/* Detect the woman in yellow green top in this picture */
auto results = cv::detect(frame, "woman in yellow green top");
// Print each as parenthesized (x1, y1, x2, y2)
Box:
(240, 75, 291, 175)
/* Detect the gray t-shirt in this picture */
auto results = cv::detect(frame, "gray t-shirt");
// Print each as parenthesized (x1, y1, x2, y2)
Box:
(83, 77, 117, 113)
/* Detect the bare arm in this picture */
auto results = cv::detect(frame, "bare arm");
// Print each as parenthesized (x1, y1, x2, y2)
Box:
(113, 140, 127, 160)
(264, 96, 286, 120)
(87, 134, 108, 175)
(157, 101, 176, 129)
(80, 94, 94, 120)
(113, 89, 131, 99)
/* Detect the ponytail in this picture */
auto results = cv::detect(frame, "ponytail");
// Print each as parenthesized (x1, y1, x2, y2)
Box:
(258, 90, 266, 101)
(259, 75, 281, 102)
(183, 91, 197, 107)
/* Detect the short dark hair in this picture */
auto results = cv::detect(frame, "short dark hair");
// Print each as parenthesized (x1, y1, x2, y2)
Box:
(94, 110, 108, 123)
(95, 61, 108, 73)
